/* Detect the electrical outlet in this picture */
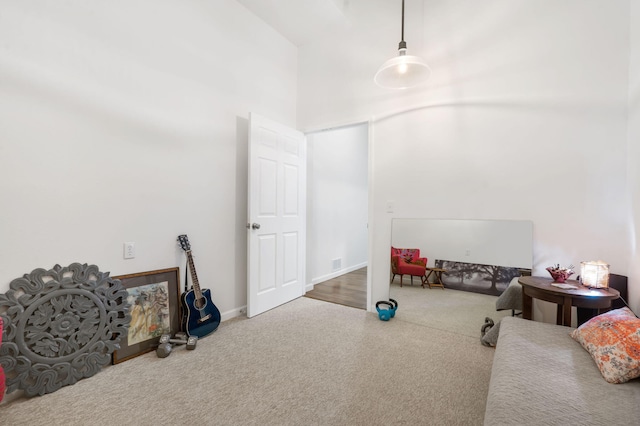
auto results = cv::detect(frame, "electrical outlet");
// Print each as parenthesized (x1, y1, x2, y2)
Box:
(123, 242, 135, 259)
(239, 307, 247, 315)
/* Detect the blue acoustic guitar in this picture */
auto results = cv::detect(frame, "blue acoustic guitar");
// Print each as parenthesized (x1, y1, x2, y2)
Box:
(178, 235, 221, 338)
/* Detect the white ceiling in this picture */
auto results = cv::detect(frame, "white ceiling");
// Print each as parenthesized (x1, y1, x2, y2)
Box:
(237, 0, 351, 46)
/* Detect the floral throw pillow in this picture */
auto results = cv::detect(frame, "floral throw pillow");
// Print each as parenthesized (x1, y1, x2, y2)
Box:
(570, 307, 640, 384)
(0, 316, 4, 401)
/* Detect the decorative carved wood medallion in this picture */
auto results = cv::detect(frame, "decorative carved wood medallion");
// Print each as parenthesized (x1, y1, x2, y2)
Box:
(0, 263, 131, 396)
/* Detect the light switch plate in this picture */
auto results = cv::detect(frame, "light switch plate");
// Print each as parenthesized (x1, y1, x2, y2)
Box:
(386, 201, 394, 213)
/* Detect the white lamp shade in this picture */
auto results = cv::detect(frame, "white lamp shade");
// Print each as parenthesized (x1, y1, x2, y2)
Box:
(374, 52, 431, 89)
(580, 260, 610, 288)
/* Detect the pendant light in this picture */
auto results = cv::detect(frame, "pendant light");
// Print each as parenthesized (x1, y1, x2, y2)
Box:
(374, 0, 431, 89)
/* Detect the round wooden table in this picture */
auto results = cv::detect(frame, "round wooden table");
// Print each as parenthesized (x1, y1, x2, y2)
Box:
(518, 276, 620, 326)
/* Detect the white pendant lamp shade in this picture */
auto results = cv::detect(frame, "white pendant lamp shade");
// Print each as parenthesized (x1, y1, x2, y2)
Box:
(374, 48, 431, 89)
(375, 0, 430, 89)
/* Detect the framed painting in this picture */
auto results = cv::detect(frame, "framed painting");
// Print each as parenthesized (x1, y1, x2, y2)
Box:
(112, 267, 181, 364)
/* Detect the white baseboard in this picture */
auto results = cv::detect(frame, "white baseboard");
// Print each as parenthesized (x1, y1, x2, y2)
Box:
(306, 261, 368, 292)
(221, 306, 247, 322)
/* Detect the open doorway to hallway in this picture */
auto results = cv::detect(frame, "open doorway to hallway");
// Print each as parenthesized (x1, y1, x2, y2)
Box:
(305, 123, 369, 310)
(305, 267, 367, 309)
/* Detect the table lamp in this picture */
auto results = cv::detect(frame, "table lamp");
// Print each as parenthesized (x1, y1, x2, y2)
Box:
(580, 260, 610, 288)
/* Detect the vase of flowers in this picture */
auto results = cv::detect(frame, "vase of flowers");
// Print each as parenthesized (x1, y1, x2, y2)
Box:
(546, 264, 574, 283)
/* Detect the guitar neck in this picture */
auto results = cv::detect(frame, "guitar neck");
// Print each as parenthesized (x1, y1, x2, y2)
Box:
(186, 250, 203, 298)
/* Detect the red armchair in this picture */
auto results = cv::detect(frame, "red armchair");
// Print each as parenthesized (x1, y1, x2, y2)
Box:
(391, 247, 428, 287)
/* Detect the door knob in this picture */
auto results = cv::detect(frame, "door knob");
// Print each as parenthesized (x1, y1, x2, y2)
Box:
(251, 223, 261, 230)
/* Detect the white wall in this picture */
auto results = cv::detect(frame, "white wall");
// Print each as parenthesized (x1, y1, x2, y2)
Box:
(306, 124, 368, 288)
(629, 2, 640, 312)
(298, 0, 633, 315)
(0, 0, 298, 319)
(2, 0, 637, 322)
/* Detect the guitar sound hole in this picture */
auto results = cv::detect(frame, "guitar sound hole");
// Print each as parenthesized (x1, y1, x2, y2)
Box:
(195, 297, 207, 310)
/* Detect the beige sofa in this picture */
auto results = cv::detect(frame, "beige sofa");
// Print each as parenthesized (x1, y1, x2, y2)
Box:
(484, 316, 640, 425)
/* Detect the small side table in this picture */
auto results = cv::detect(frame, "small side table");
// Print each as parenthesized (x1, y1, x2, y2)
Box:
(518, 276, 620, 326)
(423, 268, 446, 289)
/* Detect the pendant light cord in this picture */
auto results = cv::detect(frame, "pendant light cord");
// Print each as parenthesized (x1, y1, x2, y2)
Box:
(399, 0, 407, 50)
(401, 0, 405, 42)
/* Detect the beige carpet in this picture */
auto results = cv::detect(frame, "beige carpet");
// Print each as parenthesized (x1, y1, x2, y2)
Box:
(0, 292, 500, 425)
(390, 284, 513, 339)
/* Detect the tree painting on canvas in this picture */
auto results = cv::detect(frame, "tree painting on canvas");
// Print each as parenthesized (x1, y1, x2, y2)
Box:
(434, 260, 527, 296)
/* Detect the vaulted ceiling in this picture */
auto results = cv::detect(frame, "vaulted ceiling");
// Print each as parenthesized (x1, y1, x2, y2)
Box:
(237, 0, 350, 46)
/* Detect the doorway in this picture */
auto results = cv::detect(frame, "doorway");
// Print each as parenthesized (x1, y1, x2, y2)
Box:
(304, 123, 369, 309)
(305, 267, 367, 309)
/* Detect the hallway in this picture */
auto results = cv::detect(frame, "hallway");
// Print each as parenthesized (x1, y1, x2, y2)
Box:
(304, 267, 367, 309)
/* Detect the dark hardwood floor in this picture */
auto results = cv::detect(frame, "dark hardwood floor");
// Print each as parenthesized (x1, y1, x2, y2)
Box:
(304, 267, 367, 309)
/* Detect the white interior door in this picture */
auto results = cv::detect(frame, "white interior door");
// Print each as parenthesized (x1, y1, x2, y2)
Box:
(247, 113, 306, 318)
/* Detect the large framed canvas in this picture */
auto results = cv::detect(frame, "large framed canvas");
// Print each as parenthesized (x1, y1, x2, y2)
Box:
(112, 267, 181, 364)
(434, 259, 528, 296)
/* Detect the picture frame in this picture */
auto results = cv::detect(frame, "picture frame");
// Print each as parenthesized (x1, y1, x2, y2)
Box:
(112, 267, 181, 364)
